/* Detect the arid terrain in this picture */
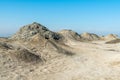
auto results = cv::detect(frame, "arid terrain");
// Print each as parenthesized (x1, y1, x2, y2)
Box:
(0, 22, 120, 80)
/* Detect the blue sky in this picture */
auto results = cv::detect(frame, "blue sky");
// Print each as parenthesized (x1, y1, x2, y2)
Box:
(0, 0, 120, 36)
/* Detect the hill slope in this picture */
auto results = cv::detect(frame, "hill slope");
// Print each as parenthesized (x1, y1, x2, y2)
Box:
(0, 22, 120, 80)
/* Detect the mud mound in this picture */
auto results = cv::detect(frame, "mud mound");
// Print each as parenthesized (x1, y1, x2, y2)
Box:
(58, 29, 81, 42)
(105, 39, 120, 44)
(80, 32, 100, 41)
(103, 34, 118, 40)
(8, 22, 74, 63)
(11, 22, 62, 41)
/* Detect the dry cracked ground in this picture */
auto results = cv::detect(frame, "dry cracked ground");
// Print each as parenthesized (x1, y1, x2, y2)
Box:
(0, 22, 120, 80)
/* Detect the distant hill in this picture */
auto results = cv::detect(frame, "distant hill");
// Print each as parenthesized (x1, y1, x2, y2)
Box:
(102, 34, 118, 40)
(80, 32, 100, 41)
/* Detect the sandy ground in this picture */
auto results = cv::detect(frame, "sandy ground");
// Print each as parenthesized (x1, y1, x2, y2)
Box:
(62, 40, 120, 80)
(1, 40, 120, 80)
